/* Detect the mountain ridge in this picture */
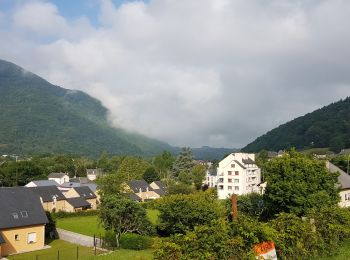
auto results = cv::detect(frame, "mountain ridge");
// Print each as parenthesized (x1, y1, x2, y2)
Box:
(242, 98, 350, 153)
(0, 59, 172, 157)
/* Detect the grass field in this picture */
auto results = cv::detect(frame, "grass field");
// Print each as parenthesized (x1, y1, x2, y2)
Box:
(57, 215, 105, 237)
(56, 209, 160, 237)
(8, 240, 99, 260)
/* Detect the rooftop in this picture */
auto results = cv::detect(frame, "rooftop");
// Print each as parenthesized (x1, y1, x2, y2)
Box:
(0, 187, 48, 229)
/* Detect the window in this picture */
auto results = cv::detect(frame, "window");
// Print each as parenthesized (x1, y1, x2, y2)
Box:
(27, 232, 37, 244)
(234, 186, 239, 191)
(228, 186, 232, 190)
(218, 185, 224, 190)
(228, 171, 232, 175)
(234, 179, 239, 183)
(15, 234, 19, 241)
(12, 213, 19, 219)
(219, 178, 224, 183)
(345, 194, 350, 201)
(228, 178, 232, 183)
(231, 164, 235, 168)
(235, 171, 239, 176)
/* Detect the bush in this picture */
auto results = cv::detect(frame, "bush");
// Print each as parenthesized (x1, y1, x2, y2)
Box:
(103, 230, 119, 249)
(52, 210, 99, 219)
(271, 213, 322, 259)
(119, 233, 153, 250)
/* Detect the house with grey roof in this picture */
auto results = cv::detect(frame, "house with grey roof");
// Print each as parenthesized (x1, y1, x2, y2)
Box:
(48, 172, 69, 185)
(0, 187, 48, 257)
(65, 186, 98, 210)
(327, 161, 350, 208)
(127, 180, 161, 201)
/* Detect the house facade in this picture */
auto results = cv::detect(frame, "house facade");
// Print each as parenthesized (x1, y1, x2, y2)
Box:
(65, 186, 97, 210)
(217, 153, 261, 199)
(0, 187, 48, 257)
(28, 186, 67, 212)
(86, 168, 103, 181)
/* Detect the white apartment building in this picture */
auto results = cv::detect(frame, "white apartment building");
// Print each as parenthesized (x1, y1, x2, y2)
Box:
(217, 153, 261, 199)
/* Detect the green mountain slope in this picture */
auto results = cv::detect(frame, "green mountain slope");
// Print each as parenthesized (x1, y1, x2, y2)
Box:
(242, 98, 350, 153)
(0, 59, 172, 157)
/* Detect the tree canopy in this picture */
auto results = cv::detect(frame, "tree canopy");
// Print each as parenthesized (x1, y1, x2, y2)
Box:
(263, 150, 339, 217)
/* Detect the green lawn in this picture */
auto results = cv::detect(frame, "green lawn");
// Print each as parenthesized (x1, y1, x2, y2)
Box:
(56, 209, 160, 237)
(8, 239, 100, 260)
(57, 215, 105, 237)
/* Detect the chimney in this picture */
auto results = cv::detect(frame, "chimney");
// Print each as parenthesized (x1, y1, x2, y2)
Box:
(231, 194, 238, 221)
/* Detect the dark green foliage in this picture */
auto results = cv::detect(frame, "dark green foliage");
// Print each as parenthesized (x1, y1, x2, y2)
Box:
(271, 213, 322, 259)
(156, 190, 225, 235)
(119, 233, 153, 250)
(167, 181, 195, 195)
(242, 97, 350, 152)
(307, 207, 350, 252)
(153, 151, 175, 179)
(99, 194, 153, 247)
(143, 166, 160, 183)
(171, 147, 195, 177)
(0, 59, 171, 158)
(45, 211, 57, 238)
(263, 150, 339, 217)
(226, 193, 265, 219)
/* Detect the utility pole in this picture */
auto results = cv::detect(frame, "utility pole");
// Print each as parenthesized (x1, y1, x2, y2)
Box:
(347, 154, 350, 175)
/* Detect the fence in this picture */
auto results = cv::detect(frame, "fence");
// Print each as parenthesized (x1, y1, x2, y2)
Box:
(8, 246, 95, 260)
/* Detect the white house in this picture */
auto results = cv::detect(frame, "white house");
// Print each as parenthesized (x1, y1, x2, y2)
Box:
(216, 153, 261, 199)
(86, 169, 103, 181)
(48, 172, 69, 185)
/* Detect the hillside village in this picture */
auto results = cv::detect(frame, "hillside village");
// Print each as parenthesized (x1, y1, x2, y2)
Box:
(0, 149, 350, 259)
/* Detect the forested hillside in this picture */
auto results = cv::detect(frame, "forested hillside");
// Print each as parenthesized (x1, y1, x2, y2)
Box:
(0, 59, 171, 157)
(242, 98, 350, 153)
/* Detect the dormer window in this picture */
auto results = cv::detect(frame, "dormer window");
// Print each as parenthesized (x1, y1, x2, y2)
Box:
(20, 211, 28, 218)
(12, 213, 19, 219)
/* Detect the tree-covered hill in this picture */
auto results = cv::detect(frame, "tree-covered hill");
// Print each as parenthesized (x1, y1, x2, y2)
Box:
(0, 59, 172, 157)
(242, 97, 350, 153)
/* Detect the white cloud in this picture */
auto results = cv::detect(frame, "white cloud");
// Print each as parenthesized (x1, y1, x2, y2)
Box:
(0, 0, 349, 148)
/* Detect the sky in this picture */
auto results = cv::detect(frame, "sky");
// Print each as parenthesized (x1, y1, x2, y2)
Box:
(0, 0, 349, 148)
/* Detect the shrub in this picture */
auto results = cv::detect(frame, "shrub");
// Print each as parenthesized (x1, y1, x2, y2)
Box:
(154, 241, 182, 260)
(119, 233, 153, 250)
(52, 210, 99, 219)
(270, 213, 322, 259)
